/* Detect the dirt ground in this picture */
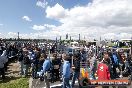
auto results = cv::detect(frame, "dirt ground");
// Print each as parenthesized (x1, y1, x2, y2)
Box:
(6, 61, 20, 78)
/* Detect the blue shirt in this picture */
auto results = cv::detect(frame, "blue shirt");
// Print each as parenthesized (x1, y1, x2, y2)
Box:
(0, 50, 8, 68)
(41, 58, 51, 75)
(63, 60, 71, 78)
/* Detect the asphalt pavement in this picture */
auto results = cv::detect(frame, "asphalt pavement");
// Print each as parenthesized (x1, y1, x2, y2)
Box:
(29, 78, 79, 88)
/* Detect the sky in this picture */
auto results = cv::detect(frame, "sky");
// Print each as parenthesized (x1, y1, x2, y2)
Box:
(0, 0, 132, 40)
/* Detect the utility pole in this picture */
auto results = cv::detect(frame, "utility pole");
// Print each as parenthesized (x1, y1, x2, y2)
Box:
(70, 36, 71, 41)
(84, 36, 85, 40)
(130, 37, 132, 56)
(56, 37, 57, 43)
(18, 32, 20, 40)
(60, 36, 61, 41)
(79, 34, 80, 41)
(66, 33, 68, 39)
(100, 36, 101, 42)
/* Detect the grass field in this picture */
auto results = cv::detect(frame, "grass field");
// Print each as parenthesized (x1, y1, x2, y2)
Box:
(0, 77, 29, 88)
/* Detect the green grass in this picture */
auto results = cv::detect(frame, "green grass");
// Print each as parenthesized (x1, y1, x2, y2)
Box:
(0, 77, 29, 88)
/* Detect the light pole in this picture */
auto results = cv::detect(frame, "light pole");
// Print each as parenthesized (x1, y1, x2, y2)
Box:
(18, 32, 20, 40)
(79, 34, 80, 41)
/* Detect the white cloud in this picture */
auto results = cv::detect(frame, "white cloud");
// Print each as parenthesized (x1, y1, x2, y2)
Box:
(32, 24, 56, 31)
(8, 32, 17, 35)
(7, 32, 17, 38)
(0, 33, 4, 39)
(6, 0, 131, 40)
(44, 24, 56, 28)
(44, 0, 132, 40)
(5, 32, 58, 39)
(0, 24, 3, 26)
(36, 0, 48, 8)
(0, 24, 4, 26)
(102, 33, 132, 40)
(22, 16, 32, 22)
(32, 25, 46, 30)
(46, 3, 68, 19)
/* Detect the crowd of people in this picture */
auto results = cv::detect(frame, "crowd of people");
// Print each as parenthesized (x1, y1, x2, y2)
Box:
(0, 40, 132, 88)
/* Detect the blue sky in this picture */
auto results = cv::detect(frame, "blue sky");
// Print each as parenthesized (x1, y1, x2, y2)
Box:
(0, 0, 90, 34)
(0, 0, 131, 40)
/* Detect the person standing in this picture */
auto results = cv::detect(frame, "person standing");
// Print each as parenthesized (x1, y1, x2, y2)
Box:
(40, 54, 51, 88)
(97, 52, 110, 88)
(62, 53, 71, 88)
(71, 53, 80, 88)
(38, 53, 45, 72)
(32, 47, 40, 79)
(52, 53, 61, 82)
(23, 49, 30, 77)
(18, 49, 24, 76)
(89, 53, 97, 80)
(111, 51, 119, 78)
(80, 48, 87, 62)
(0, 50, 7, 80)
(1, 49, 8, 71)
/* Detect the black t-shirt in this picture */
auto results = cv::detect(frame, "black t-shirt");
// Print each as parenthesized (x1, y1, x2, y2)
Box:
(18, 53, 23, 61)
(52, 58, 61, 69)
(73, 59, 80, 72)
(23, 55, 30, 64)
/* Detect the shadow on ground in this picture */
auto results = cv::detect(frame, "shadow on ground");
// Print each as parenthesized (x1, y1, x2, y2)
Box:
(0, 76, 21, 83)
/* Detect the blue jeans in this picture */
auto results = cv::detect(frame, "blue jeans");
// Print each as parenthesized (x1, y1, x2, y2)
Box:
(124, 61, 129, 69)
(23, 64, 29, 76)
(31, 64, 38, 78)
(91, 68, 96, 80)
(71, 72, 80, 88)
(0, 68, 5, 79)
(62, 78, 71, 88)
(44, 72, 50, 88)
(19, 61, 24, 75)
